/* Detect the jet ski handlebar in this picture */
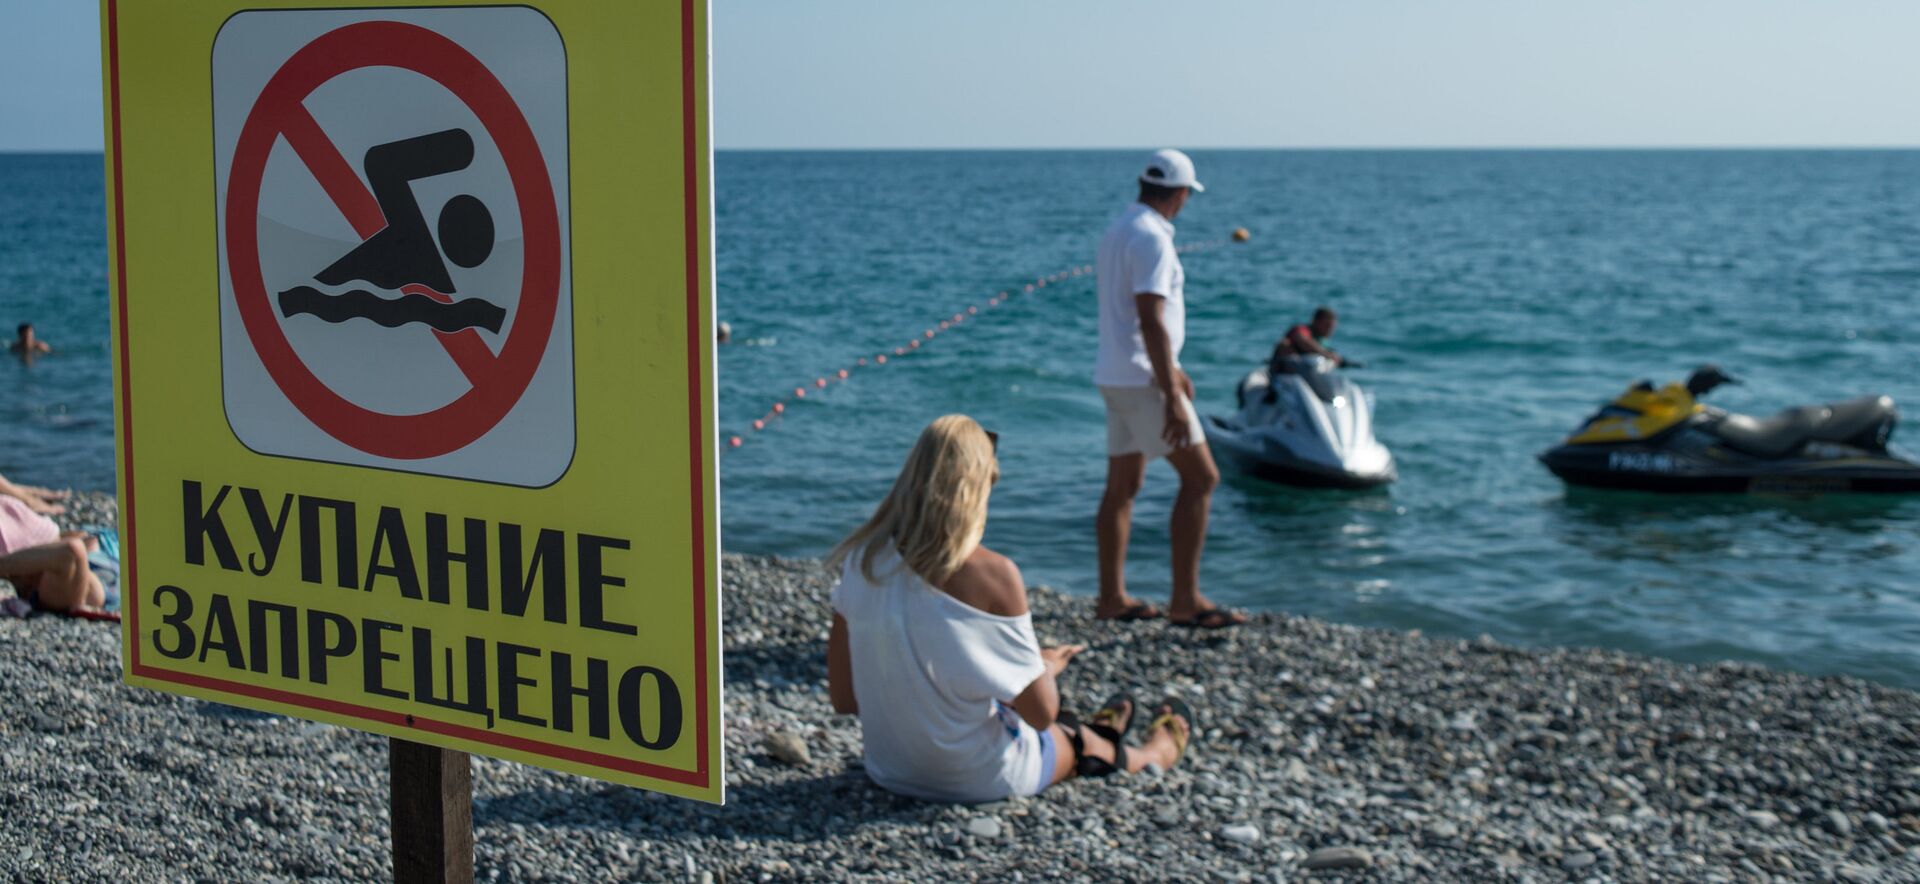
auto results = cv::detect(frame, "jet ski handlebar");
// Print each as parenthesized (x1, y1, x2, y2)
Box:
(1686, 364, 1741, 397)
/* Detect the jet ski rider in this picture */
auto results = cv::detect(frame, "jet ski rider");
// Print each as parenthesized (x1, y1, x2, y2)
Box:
(1267, 306, 1344, 375)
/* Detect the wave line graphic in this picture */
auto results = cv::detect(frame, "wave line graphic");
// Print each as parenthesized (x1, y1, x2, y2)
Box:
(276, 286, 506, 334)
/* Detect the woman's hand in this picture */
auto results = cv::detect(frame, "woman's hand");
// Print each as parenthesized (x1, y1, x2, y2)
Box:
(1040, 644, 1084, 677)
(0, 476, 68, 516)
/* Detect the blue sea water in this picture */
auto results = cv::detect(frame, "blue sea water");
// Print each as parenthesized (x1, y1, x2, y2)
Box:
(8, 150, 1920, 688)
(0, 154, 114, 491)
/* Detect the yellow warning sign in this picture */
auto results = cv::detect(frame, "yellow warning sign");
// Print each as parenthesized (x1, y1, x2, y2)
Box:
(102, 0, 722, 801)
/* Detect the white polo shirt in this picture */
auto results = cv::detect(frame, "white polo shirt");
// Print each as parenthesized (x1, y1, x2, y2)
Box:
(1094, 202, 1184, 388)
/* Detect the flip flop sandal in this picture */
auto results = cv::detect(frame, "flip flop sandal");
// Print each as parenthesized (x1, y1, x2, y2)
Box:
(1170, 607, 1246, 630)
(1098, 601, 1163, 622)
(1149, 697, 1197, 763)
(1086, 692, 1136, 742)
(1059, 710, 1129, 779)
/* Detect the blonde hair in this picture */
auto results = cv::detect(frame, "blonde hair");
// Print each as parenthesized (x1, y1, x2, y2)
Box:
(829, 414, 998, 585)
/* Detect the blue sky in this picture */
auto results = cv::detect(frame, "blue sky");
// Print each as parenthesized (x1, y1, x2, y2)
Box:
(8, 1, 1920, 151)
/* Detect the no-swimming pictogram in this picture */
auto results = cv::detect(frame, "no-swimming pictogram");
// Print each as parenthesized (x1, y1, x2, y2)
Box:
(216, 14, 574, 485)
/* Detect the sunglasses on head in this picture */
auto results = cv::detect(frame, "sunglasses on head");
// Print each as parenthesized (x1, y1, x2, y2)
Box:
(985, 429, 999, 454)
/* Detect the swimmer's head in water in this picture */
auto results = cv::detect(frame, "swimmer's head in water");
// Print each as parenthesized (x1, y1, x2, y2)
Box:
(438, 194, 494, 269)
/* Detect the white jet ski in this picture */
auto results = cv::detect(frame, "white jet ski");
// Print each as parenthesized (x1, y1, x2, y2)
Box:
(1203, 355, 1396, 488)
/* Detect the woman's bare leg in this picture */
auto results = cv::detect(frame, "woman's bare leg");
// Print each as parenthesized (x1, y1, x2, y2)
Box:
(1128, 706, 1190, 771)
(1045, 723, 1079, 785)
(1043, 708, 1191, 787)
(58, 530, 99, 553)
(0, 539, 100, 612)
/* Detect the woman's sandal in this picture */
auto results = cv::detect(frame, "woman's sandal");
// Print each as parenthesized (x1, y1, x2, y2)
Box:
(1061, 696, 1135, 779)
(1097, 601, 1163, 622)
(1170, 606, 1247, 630)
(1148, 697, 1197, 763)
(1087, 692, 1136, 742)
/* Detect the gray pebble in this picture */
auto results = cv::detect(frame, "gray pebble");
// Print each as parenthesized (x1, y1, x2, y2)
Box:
(1836, 864, 1879, 883)
(1303, 846, 1372, 870)
(762, 730, 811, 767)
(1220, 823, 1259, 845)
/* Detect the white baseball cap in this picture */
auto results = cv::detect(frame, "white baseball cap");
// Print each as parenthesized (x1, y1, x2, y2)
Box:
(1139, 148, 1204, 193)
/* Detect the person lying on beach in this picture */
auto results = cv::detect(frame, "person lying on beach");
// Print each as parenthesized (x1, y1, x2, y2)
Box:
(0, 494, 105, 615)
(10, 322, 52, 358)
(825, 414, 1193, 803)
(0, 472, 71, 516)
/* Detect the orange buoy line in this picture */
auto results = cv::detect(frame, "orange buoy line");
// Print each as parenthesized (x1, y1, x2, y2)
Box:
(723, 236, 1240, 452)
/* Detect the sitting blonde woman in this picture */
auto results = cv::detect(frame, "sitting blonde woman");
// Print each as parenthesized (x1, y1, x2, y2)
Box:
(826, 414, 1192, 803)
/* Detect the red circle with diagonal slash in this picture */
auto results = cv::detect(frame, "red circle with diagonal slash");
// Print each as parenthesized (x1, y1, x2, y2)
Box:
(225, 19, 560, 460)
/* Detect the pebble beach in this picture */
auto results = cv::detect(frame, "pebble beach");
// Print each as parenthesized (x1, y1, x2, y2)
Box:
(1, 497, 1917, 881)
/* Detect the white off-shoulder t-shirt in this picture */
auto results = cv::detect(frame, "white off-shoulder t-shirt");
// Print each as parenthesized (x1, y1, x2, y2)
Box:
(831, 546, 1049, 803)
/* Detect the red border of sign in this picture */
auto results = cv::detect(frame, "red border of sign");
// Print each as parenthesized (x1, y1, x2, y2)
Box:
(225, 19, 562, 460)
(107, 1, 712, 790)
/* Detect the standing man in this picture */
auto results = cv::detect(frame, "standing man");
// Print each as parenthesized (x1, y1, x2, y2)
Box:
(1092, 150, 1245, 629)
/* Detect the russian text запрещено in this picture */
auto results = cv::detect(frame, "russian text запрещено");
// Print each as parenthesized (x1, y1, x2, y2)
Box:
(143, 480, 682, 751)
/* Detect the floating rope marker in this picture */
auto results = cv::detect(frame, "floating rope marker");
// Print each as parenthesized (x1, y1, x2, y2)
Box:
(723, 235, 1241, 453)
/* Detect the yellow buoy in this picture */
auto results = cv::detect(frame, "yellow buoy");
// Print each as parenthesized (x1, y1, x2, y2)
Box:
(1231, 227, 1251, 242)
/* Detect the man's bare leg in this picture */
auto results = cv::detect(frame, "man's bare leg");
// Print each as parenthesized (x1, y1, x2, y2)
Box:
(1095, 453, 1155, 619)
(1164, 443, 1241, 624)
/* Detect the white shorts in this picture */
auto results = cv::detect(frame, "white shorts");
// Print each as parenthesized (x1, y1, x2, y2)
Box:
(1101, 385, 1205, 460)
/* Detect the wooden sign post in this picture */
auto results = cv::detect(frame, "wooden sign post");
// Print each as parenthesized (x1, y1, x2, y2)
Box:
(390, 739, 474, 884)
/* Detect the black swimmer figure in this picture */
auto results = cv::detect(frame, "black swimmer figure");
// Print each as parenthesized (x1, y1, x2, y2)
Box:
(279, 129, 505, 333)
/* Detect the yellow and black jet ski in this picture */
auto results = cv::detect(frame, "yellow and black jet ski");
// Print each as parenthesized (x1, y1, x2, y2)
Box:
(1538, 365, 1920, 493)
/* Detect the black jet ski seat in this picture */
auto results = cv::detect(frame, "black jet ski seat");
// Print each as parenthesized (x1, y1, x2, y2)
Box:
(1711, 395, 1896, 458)
(1818, 395, 1898, 450)
(1270, 356, 1338, 402)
